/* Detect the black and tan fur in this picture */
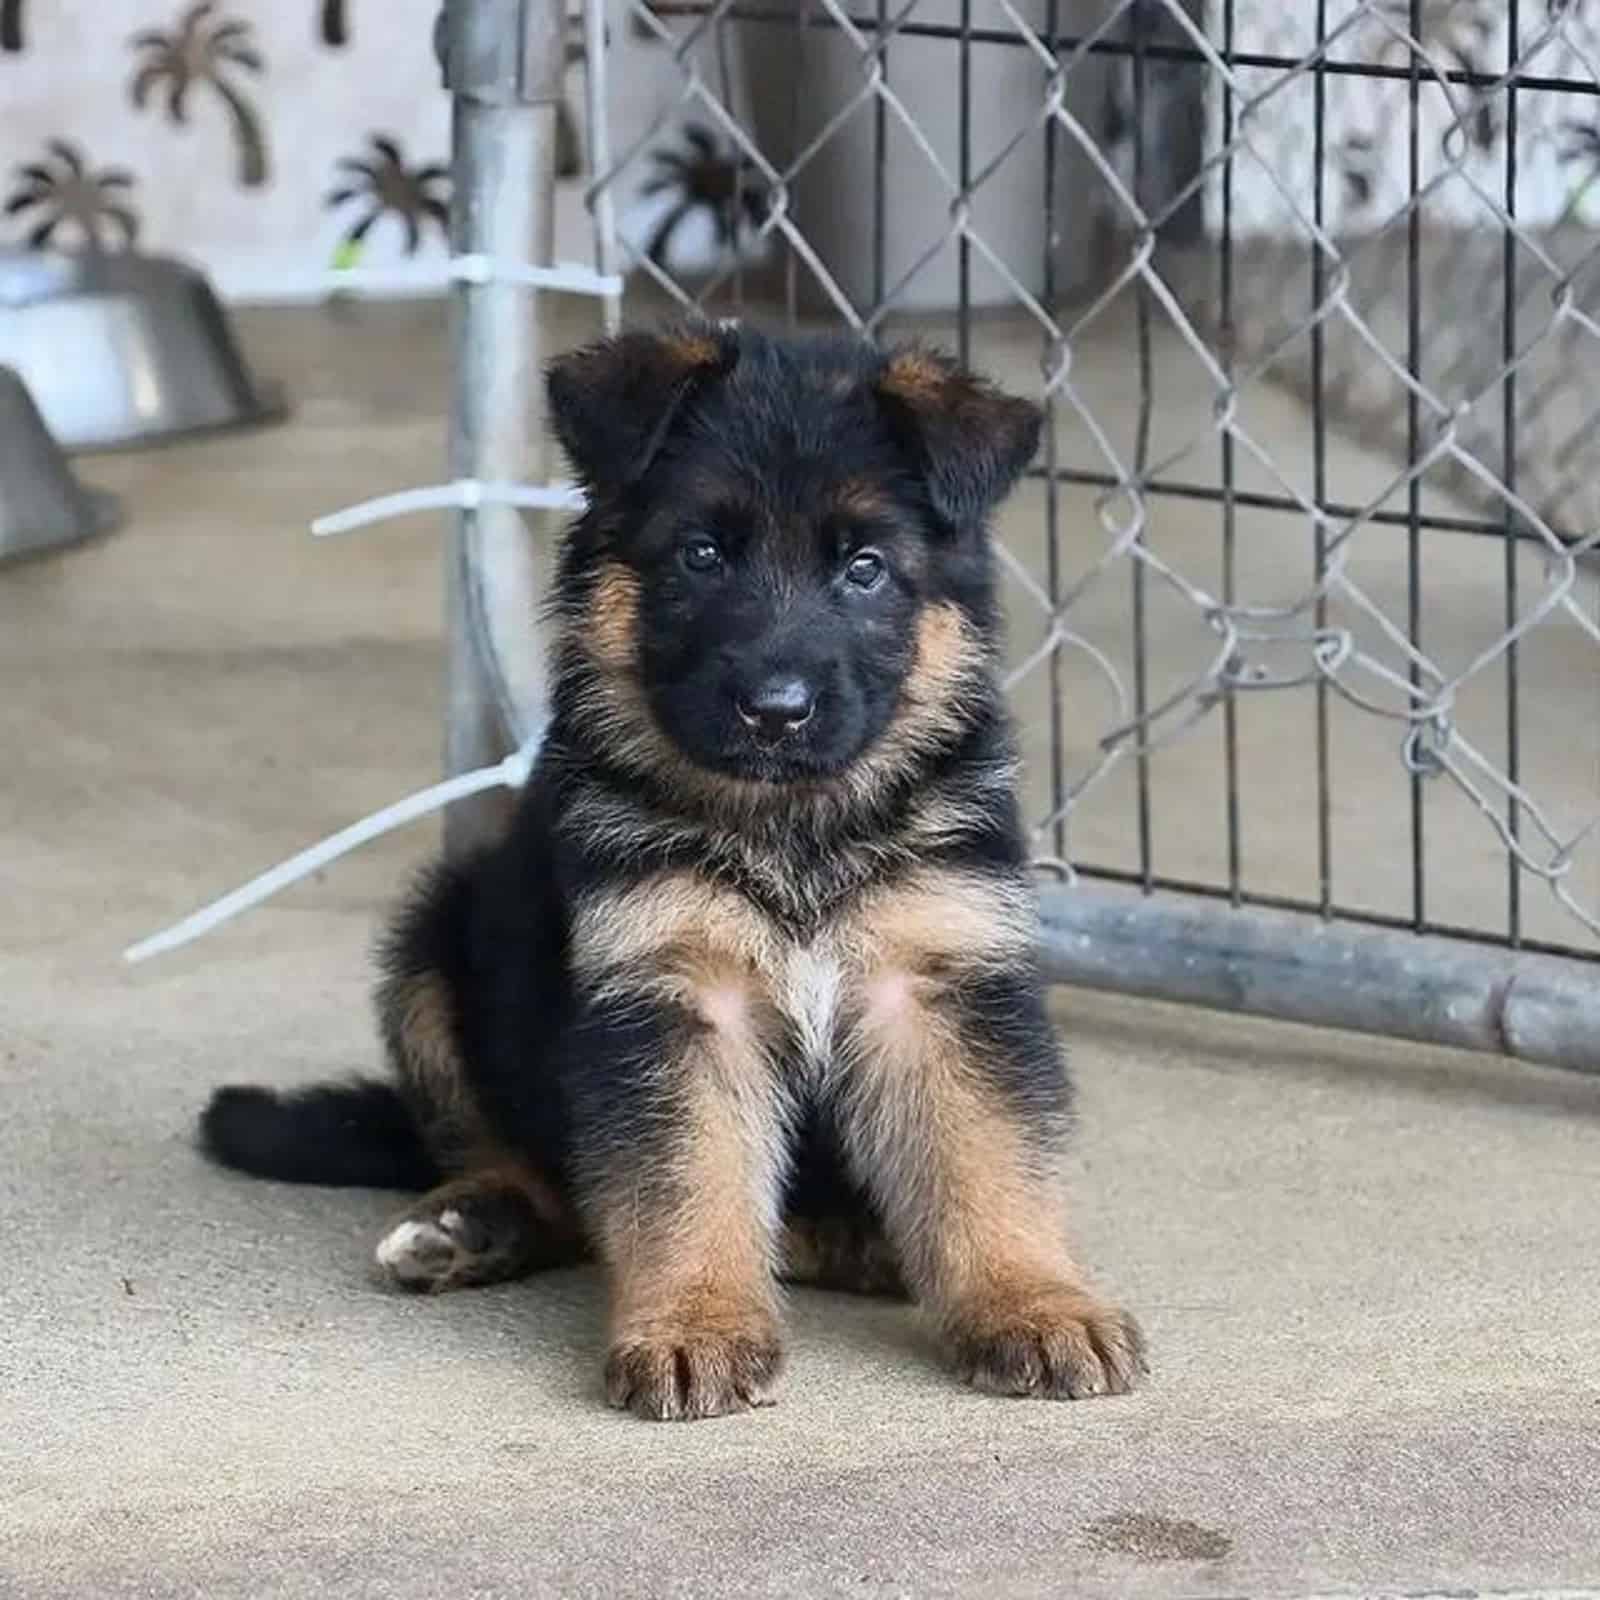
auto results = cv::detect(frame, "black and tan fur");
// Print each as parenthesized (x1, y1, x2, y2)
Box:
(201, 322, 1144, 1420)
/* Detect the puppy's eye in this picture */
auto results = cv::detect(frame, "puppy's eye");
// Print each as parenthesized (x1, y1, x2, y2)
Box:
(844, 549, 887, 591)
(680, 536, 723, 575)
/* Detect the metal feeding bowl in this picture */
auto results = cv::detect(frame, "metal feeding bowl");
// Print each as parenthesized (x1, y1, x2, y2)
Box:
(0, 364, 122, 565)
(0, 249, 286, 451)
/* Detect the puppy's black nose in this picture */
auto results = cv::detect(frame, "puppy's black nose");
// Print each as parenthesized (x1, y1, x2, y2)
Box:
(736, 677, 816, 740)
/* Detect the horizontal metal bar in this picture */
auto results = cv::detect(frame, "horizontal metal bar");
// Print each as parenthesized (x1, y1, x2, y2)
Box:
(1070, 863, 1599, 964)
(1037, 883, 1600, 1073)
(1029, 466, 1582, 547)
(647, 5, 1600, 99)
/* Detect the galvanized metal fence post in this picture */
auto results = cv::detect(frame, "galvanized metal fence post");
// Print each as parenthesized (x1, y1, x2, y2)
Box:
(436, 0, 566, 856)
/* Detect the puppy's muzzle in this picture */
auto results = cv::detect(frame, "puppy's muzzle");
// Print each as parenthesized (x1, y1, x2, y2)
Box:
(735, 676, 817, 744)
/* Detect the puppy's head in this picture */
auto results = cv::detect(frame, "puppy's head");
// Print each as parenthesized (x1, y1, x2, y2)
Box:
(547, 323, 1040, 796)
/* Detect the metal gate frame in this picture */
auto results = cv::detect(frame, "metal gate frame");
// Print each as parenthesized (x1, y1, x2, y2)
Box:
(438, 0, 1600, 1074)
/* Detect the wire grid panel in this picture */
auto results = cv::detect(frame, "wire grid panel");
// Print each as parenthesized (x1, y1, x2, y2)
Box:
(585, 0, 1600, 958)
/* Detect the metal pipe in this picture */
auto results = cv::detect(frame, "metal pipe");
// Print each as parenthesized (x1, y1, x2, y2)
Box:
(437, 0, 566, 857)
(581, 0, 622, 337)
(1037, 884, 1600, 1075)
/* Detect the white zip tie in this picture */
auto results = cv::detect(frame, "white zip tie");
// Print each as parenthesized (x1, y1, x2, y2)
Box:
(450, 254, 623, 298)
(312, 478, 587, 537)
(125, 212, 624, 965)
(123, 732, 545, 965)
(322, 256, 623, 300)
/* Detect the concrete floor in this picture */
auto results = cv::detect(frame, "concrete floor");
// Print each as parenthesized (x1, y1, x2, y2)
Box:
(4, 300, 1600, 1598)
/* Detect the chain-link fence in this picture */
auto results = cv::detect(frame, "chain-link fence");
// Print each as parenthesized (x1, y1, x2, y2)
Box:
(565, 0, 1600, 972)
(142, 1, 1600, 1067)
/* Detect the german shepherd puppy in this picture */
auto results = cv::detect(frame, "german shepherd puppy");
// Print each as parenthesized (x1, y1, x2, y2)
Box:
(201, 322, 1144, 1420)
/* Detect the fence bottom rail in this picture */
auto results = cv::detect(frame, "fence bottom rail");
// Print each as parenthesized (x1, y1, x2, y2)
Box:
(1037, 884, 1600, 1076)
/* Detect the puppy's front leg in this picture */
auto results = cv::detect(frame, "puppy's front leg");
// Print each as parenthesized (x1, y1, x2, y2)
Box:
(566, 884, 789, 1421)
(839, 879, 1144, 1400)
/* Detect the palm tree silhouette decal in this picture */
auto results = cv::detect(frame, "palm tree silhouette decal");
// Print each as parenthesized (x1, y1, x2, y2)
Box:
(326, 136, 449, 259)
(1, 0, 25, 52)
(638, 124, 769, 270)
(129, 3, 270, 189)
(320, 0, 347, 47)
(5, 140, 141, 252)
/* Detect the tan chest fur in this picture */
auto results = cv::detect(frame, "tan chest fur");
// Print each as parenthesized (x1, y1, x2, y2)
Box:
(569, 865, 1037, 1081)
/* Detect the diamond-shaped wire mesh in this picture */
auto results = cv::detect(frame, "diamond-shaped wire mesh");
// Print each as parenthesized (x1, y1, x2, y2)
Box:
(586, 0, 1600, 955)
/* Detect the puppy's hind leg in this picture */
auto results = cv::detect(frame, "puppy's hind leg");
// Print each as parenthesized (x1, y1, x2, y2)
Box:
(780, 1133, 905, 1297)
(780, 1214, 906, 1298)
(375, 1162, 586, 1292)
(375, 906, 582, 1292)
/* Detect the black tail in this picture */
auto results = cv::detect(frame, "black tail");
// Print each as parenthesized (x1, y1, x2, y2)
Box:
(199, 1078, 438, 1190)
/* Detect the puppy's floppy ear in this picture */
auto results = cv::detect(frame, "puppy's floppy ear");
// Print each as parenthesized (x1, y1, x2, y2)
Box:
(875, 345, 1043, 529)
(546, 322, 738, 494)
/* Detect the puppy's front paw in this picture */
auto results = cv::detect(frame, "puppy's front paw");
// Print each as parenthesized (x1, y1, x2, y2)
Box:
(948, 1286, 1146, 1400)
(605, 1313, 784, 1421)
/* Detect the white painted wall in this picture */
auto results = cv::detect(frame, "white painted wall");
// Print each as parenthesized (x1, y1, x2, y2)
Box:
(0, 0, 753, 302)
